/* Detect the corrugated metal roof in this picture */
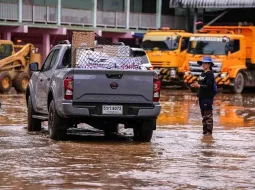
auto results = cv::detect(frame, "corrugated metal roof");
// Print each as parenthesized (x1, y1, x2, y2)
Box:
(169, 0, 255, 8)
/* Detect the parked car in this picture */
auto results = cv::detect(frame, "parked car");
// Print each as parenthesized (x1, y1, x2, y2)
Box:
(131, 48, 153, 70)
(26, 41, 161, 142)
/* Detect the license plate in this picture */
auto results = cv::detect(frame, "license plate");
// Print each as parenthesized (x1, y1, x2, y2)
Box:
(102, 105, 123, 115)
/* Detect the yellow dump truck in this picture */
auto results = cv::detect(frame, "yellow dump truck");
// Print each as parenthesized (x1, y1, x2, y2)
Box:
(142, 28, 192, 87)
(184, 26, 255, 93)
(0, 40, 40, 93)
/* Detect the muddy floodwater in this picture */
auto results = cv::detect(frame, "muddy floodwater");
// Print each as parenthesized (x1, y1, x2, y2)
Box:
(0, 89, 255, 189)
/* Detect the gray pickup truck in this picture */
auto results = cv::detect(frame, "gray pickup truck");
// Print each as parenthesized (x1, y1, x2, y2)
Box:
(26, 41, 161, 142)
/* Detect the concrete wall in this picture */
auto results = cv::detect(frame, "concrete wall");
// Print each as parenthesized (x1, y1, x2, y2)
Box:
(102, 0, 124, 11)
(62, 0, 93, 9)
(31, 0, 143, 12)
(34, 0, 125, 10)
(1, 0, 173, 14)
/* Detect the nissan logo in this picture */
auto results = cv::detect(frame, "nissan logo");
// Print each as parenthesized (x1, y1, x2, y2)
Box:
(110, 82, 118, 89)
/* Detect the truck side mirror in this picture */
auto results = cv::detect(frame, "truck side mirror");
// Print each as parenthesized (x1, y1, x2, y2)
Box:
(29, 62, 39, 72)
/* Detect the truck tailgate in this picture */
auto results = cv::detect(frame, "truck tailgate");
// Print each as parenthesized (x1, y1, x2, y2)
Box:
(72, 69, 154, 104)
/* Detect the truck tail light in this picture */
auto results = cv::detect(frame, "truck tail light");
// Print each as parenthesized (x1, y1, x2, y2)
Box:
(153, 78, 161, 102)
(64, 75, 73, 100)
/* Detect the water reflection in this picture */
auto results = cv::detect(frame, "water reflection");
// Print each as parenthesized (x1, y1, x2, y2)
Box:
(158, 90, 255, 127)
(0, 94, 27, 126)
(0, 91, 254, 128)
(0, 91, 255, 189)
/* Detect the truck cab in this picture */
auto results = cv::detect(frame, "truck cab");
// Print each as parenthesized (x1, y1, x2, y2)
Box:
(184, 26, 255, 93)
(142, 28, 191, 86)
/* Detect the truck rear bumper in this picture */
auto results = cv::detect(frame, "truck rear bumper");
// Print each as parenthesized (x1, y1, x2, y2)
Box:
(56, 101, 161, 119)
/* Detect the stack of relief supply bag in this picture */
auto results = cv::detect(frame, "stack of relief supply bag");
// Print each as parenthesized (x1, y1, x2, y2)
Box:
(76, 44, 143, 70)
(76, 48, 115, 69)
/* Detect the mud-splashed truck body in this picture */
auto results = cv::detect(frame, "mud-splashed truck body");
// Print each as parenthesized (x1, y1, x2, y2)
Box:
(184, 26, 255, 93)
(142, 28, 192, 87)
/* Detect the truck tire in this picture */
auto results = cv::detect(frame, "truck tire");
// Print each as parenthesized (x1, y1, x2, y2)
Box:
(133, 119, 155, 142)
(0, 72, 12, 93)
(104, 123, 119, 137)
(48, 100, 67, 140)
(27, 96, 41, 131)
(231, 72, 244, 94)
(13, 72, 30, 93)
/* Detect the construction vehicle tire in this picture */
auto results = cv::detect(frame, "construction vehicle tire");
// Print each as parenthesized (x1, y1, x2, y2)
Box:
(13, 72, 30, 93)
(230, 72, 244, 94)
(0, 72, 12, 93)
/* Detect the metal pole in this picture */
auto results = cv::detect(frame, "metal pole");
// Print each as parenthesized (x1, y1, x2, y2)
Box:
(206, 10, 229, 26)
(18, 0, 22, 23)
(57, 0, 61, 25)
(46, 6, 49, 23)
(115, 12, 117, 27)
(125, 0, 130, 29)
(156, 0, 162, 28)
(193, 8, 198, 33)
(93, 0, 97, 28)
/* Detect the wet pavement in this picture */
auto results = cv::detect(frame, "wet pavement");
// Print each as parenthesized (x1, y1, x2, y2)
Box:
(0, 89, 255, 189)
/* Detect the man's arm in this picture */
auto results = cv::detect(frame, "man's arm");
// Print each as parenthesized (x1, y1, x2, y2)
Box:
(200, 73, 214, 89)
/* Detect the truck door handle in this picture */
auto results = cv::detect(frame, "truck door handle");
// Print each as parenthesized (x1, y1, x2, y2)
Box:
(106, 73, 123, 79)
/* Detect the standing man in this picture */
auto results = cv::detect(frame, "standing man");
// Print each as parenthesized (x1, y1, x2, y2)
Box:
(191, 56, 217, 136)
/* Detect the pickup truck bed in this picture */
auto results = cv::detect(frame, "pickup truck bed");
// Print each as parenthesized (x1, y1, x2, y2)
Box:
(26, 41, 161, 142)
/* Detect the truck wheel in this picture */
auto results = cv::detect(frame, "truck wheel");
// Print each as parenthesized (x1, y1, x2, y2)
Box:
(133, 119, 156, 142)
(13, 72, 30, 93)
(48, 100, 67, 140)
(104, 123, 119, 137)
(0, 72, 12, 93)
(231, 72, 244, 94)
(27, 96, 41, 131)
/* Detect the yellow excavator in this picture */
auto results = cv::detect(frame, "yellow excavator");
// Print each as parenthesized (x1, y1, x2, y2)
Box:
(0, 40, 41, 93)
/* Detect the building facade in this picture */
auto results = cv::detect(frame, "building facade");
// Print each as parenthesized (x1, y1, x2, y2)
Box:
(0, 0, 187, 61)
